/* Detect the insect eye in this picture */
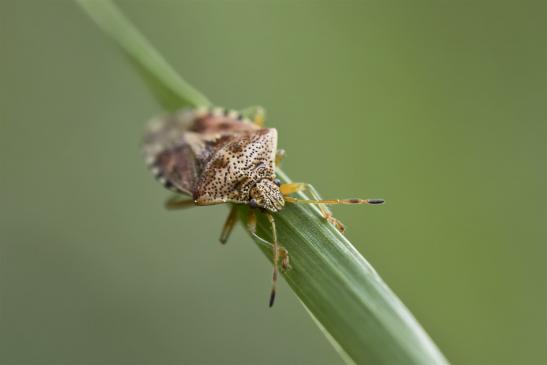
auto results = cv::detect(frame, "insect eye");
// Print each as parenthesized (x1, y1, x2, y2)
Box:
(273, 178, 281, 187)
(249, 199, 258, 209)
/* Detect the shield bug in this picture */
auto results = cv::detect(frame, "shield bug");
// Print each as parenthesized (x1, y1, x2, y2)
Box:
(143, 107, 384, 306)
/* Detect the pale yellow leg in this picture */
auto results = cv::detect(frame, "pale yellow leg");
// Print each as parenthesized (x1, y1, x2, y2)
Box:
(165, 196, 195, 209)
(279, 183, 384, 233)
(275, 149, 286, 167)
(252, 107, 265, 127)
(246, 209, 290, 307)
(247, 210, 289, 270)
(247, 208, 257, 234)
(219, 205, 238, 244)
(280, 183, 345, 232)
(266, 213, 279, 307)
(280, 183, 384, 233)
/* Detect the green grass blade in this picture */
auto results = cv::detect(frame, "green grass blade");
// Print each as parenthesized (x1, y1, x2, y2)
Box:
(76, 0, 211, 111)
(243, 170, 449, 364)
(76, 1, 449, 364)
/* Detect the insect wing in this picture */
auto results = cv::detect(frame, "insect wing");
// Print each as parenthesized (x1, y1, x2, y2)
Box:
(143, 110, 201, 195)
(143, 108, 260, 195)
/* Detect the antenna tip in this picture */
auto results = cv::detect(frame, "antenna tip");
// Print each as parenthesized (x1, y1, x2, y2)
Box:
(269, 290, 276, 307)
(368, 199, 385, 205)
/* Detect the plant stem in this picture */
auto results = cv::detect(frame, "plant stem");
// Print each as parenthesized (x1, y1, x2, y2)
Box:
(76, 1, 450, 364)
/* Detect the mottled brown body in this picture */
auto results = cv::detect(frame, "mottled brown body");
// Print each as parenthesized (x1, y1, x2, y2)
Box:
(143, 106, 384, 307)
(144, 107, 284, 212)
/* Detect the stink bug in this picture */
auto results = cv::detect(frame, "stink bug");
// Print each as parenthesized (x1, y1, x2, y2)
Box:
(143, 107, 384, 306)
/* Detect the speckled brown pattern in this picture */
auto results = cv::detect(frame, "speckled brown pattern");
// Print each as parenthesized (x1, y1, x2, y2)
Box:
(143, 108, 284, 212)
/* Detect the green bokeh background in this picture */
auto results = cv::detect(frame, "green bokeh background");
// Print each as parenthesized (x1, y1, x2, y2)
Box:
(1, 1, 545, 364)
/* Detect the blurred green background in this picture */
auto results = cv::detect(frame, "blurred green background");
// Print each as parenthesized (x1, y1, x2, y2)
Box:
(1, 1, 545, 364)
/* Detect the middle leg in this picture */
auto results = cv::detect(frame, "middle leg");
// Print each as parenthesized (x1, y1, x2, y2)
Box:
(219, 205, 238, 244)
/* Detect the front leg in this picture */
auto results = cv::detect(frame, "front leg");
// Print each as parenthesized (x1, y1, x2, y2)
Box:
(280, 183, 346, 233)
(247, 209, 290, 272)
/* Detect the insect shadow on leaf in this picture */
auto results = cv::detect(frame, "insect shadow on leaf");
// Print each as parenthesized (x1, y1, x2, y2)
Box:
(143, 106, 384, 306)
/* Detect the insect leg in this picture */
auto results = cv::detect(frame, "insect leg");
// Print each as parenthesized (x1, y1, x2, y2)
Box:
(165, 196, 196, 209)
(246, 209, 289, 306)
(265, 213, 279, 307)
(275, 149, 286, 167)
(219, 205, 238, 244)
(252, 106, 265, 127)
(239, 105, 265, 126)
(247, 209, 290, 269)
(279, 183, 344, 232)
(281, 183, 383, 233)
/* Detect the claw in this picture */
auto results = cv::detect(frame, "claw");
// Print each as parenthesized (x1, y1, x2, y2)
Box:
(325, 213, 345, 234)
(279, 247, 290, 272)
